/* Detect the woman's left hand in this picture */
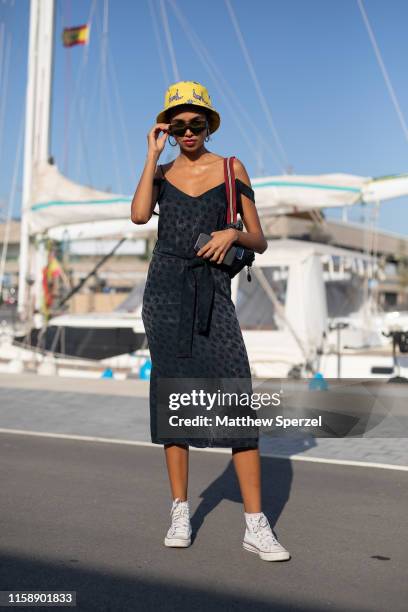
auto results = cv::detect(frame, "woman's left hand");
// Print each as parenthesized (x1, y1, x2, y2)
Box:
(196, 228, 238, 264)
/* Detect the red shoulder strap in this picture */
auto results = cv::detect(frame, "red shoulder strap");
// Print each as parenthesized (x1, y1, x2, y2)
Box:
(224, 156, 237, 224)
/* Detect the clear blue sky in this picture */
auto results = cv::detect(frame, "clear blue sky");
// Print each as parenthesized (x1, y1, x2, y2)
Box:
(1, 0, 408, 234)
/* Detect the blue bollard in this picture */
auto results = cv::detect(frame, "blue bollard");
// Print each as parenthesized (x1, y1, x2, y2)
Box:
(140, 358, 152, 380)
(308, 372, 328, 390)
(101, 367, 114, 378)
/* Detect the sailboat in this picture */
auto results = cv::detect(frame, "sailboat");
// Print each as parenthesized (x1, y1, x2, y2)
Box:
(2, 0, 408, 380)
(10, 0, 155, 368)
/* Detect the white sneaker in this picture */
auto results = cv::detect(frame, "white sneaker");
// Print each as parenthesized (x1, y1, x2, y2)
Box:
(243, 512, 290, 561)
(164, 498, 192, 547)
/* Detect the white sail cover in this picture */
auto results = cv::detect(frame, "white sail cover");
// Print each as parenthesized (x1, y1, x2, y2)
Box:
(28, 162, 408, 235)
(29, 161, 134, 235)
(252, 172, 366, 215)
(361, 173, 408, 202)
(253, 172, 408, 214)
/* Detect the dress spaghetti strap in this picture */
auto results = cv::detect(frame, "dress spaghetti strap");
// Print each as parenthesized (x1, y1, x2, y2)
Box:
(152, 165, 165, 215)
(237, 180, 255, 203)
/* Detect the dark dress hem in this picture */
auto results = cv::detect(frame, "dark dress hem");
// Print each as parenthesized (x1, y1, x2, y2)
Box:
(150, 438, 259, 449)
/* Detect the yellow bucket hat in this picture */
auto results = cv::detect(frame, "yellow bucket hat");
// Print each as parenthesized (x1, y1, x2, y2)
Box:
(156, 80, 221, 134)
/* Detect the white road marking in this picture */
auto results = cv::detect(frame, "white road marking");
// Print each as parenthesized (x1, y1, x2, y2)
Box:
(0, 427, 407, 472)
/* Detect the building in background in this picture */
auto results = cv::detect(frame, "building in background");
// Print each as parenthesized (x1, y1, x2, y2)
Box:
(1, 216, 408, 314)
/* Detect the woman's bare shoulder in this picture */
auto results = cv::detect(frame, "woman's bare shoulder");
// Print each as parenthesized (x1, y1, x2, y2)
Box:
(211, 154, 225, 163)
(233, 157, 252, 186)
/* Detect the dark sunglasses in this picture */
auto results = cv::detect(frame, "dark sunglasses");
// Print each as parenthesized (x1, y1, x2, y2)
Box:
(168, 119, 208, 137)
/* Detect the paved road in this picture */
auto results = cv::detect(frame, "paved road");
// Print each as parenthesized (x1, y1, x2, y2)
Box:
(0, 432, 407, 612)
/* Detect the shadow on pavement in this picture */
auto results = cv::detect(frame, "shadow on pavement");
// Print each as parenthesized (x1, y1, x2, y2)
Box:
(0, 550, 349, 612)
(191, 456, 293, 541)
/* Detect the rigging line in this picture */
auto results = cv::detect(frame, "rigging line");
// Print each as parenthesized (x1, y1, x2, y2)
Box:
(372, 200, 380, 262)
(67, 0, 97, 181)
(94, 0, 107, 187)
(370, 201, 380, 283)
(103, 58, 123, 193)
(0, 104, 23, 296)
(78, 51, 102, 186)
(80, 10, 112, 186)
(0, 27, 11, 172)
(83, 34, 102, 120)
(361, 201, 374, 327)
(159, 0, 179, 82)
(73, 106, 81, 181)
(63, 0, 73, 174)
(66, 0, 97, 130)
(168, 0, 284, 173)
(357, 0, 408, 145)
(224, 0, 291, 173)
(167, 1, 261, 168)
(73, 84, 93, 184)
(97, 0, 123, 193)
(148, 0, 170, 88)
(1, 0, 19, 94)
(107, 49, 136, 187)
(85, 0, 98, 62)
(74, 94, 94, 186)
(0, 22, 4, 94)
(102, 0, 122, 192)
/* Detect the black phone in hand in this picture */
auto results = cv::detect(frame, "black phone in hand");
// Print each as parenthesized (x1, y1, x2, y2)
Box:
(194, 232, 237, 266)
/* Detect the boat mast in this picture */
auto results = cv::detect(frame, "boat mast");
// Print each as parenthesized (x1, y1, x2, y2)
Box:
(18, 0, 55, 319)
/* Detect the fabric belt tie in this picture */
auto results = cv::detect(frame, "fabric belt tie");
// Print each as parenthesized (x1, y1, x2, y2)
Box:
(153, 240, 216, 358)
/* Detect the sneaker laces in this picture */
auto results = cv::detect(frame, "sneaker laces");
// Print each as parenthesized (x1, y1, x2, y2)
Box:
(169, 500, 190, 536)
(250, 514, 279, 548)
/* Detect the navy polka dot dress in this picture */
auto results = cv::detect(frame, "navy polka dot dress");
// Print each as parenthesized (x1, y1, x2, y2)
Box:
(141, 160, 259, 448)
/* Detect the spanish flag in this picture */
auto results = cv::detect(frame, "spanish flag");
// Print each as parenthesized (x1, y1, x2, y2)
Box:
(62, 24, 89, 48)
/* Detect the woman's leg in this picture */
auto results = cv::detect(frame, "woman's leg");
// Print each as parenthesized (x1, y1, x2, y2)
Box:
(163, 443, 192, 548)
(232, 446, 261, 513)
(164, 443, 189, 501)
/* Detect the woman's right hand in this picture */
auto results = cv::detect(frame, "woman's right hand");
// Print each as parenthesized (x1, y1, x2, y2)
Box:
(147, 123, 170, 158)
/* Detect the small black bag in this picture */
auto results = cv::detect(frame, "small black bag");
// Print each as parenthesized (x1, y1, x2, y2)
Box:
(221, 156, 255, 281)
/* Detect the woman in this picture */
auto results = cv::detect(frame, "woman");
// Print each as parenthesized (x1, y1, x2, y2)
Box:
(131, 81, 290, 562)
